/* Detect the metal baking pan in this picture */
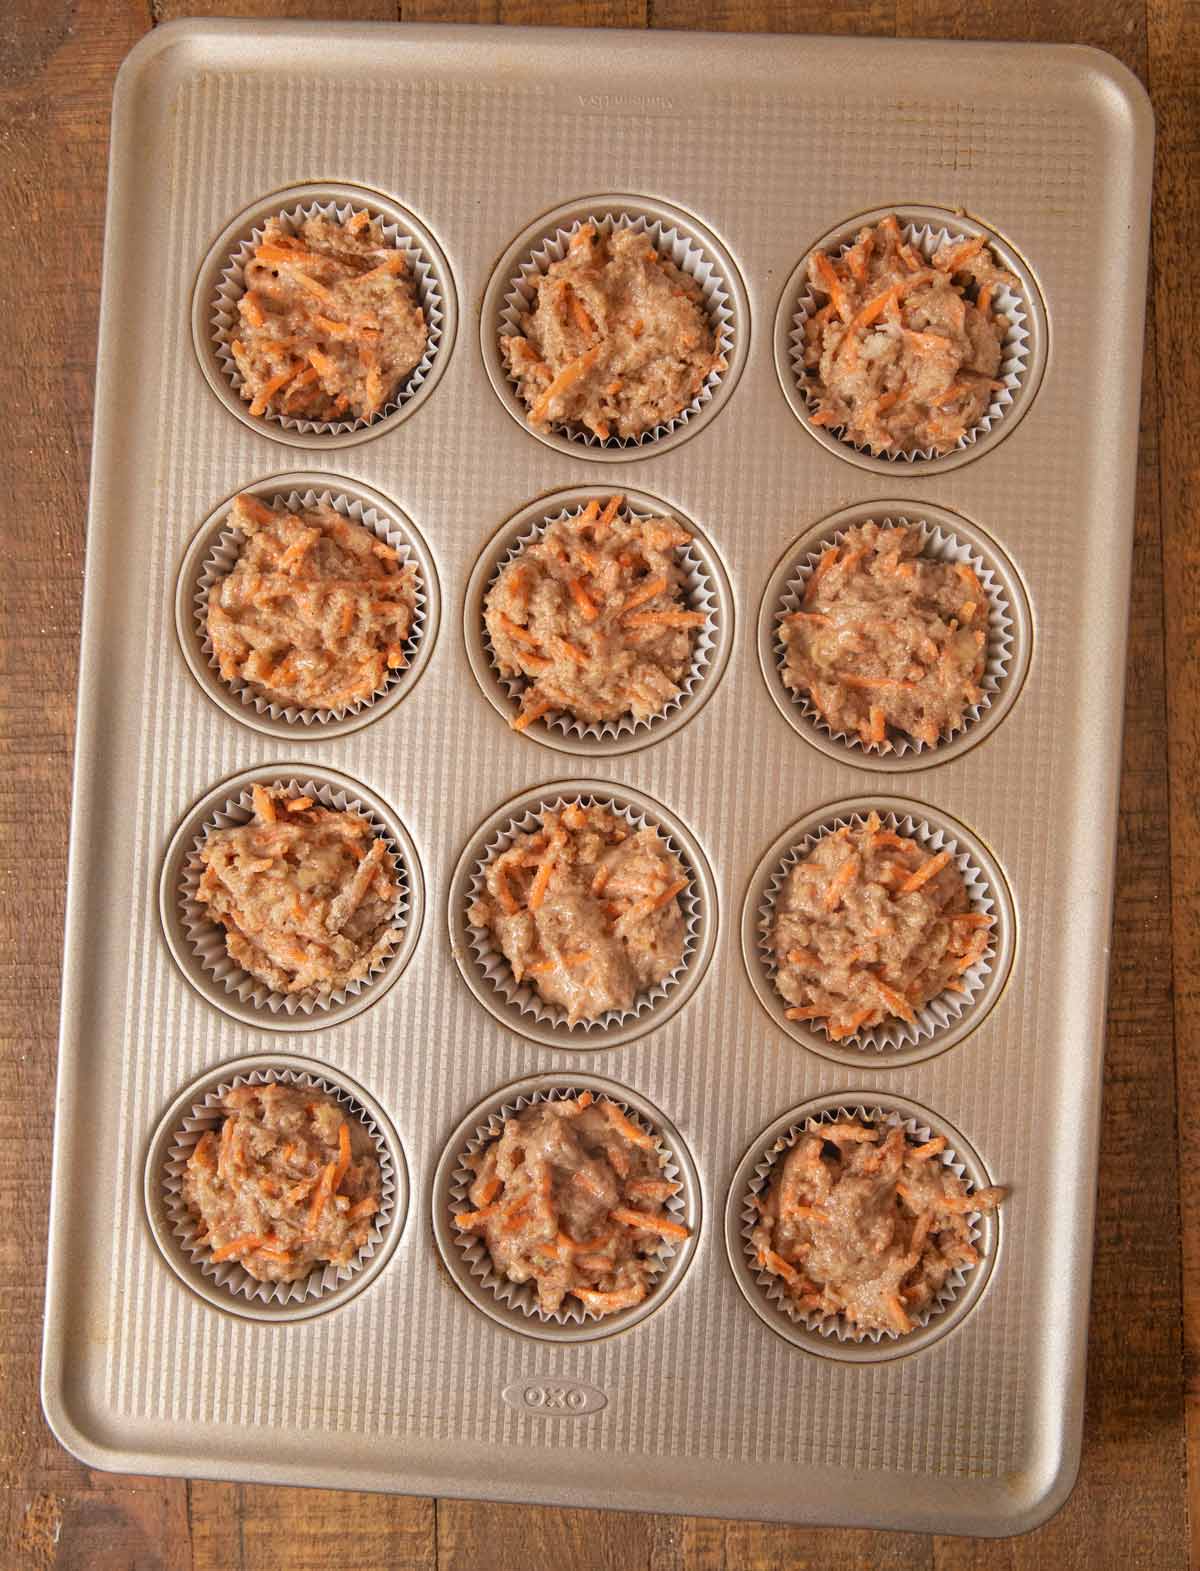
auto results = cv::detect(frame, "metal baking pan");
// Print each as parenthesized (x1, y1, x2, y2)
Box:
(41, 19, 1153, 1536)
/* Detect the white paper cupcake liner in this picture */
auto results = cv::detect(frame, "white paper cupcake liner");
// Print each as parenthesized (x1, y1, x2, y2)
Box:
(448, 1084, 690, 1326)
(211, 197, 444, 437)
(758, 809, 997, 1054)
(193, 487, 427, 728)
(774, 516, 1013, 759)
(162, 1064, 397, 1308)
(482, 499, 718, 743)
(499, 210, 734, 450)
(790, 218, 1030, 462)
(741, 1104, 985, 1344)
(179, 776, 409, 1017)
(466, 793, 701, 1037)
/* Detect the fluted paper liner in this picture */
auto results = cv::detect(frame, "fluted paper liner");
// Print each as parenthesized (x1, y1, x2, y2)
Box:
(499, 209, 734, 450)
(179, 776, 408, 1017)
(466, 792, 701, 1036)
(162, 1065, 396, 1308)
(773, 516, 1014, 759)
(758, 809, 997, 1053)
(448, 1084, 689, 1326)
(211, 196, 444, 437)
(193, 487, 427, 728)
(790, 218, 1030, 462)
(741, 1103, 985, 1343)
(482, 499, 719, 742)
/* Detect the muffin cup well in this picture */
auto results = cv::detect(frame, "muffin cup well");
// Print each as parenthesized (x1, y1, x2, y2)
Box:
(774, 206, 1046, 475)
(482, 195, 748, 461)
(465, 487, 732, 757)
(742, 798, 1014, 1067)
(192, 182, 456, 449)
(179, 475, 438, 739)
(149, 1061, 398, 1319)
(759, 502, 1030, 770)
(160, 766, 423, 1032)
(432, 1074, 700, 1342)
(724, 1094, 1000, 1362)
(449, 781, 717, 1051)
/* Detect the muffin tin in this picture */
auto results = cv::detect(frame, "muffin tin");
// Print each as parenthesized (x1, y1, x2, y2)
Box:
(42, 21, 1153, 1540)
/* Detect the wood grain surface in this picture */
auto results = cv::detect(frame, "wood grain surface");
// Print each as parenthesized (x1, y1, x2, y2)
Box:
(0, 0, 1193, 1566)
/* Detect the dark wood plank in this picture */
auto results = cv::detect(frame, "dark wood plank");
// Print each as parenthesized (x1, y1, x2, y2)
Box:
(189, 1484, 435, 1571)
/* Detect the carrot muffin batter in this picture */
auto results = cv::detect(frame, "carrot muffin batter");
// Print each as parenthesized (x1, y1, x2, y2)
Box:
(501, 224, 725, 440)
(183, 1083, 382, 1284)
(208, 493, 418, 712)
(454, 1092, 689, 1317)
(802, 215, 1017, 455)
(484, 496, 707, 731)
(780, 521, 988, 749)
(468, 802, 689, 1024)
(195, 785, 402, 997)
(231, 210, 427, 423)
(751, 1116, 1004, 1334)
(768, 812, 991, 1040)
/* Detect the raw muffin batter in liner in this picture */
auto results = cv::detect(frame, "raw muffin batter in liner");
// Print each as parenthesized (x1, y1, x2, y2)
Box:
(499, 213, 733, 446)
(468, 797, 697, 1029)
(778, 520, 990, 751)
(163, 1068, 395, 1306)
(746, 1108, 1004, 1340)
(791, 217, 1028, 460)
(183, 780, 406, 1010)
(204, 492, 420, 716)
(452, 1090, 690, 1320)
(764, 811, 994, 1046)
(484, 496, 712, 736)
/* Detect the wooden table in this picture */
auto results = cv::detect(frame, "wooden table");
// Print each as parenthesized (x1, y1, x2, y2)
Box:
(2, 1, 1195, 1565)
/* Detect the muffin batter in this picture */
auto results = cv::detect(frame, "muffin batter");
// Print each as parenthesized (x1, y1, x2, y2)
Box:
(780, 521, 988, 749)
(231, 210, 427, 423)
(195, 785, 402, 997)
(484, 496, 706, 731)
(802, 215, 1016, 454)
(469, 802, 688, 1023)
(208, 493, 419, 712)
(454, 1092, 689, 1317)
(769, 812, 991, 1040)
(751, 1116, 1004, 1334)
(501, 224, 725, 440)
(183, 1083, 382, 1284)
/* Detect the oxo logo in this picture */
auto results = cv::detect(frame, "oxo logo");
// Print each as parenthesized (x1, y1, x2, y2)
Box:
(501, 1379, 608, 1416)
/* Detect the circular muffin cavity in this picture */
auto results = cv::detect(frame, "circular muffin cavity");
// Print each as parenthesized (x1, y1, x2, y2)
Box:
(184, 479, 435, 735)
(450, 783, 716, 1050)
(472, 489, 728, 752)
(743, 799, 1014, 1066)
(162, 768, 423, 1029)
(762, 506, 1025, 765)
(483, 196, 746, 460)
(148, 1056, 405, 1321)
(725, 1096, 1002, 1360)
(775, 207, 1044, 473)
(195, 183, 454, 447)
(433, 1074, 700, 1341)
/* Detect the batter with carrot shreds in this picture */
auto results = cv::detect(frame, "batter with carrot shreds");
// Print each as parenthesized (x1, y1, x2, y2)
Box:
(183, 1083, 382, 1285)
(502, 224, 725, 440)
(208, 493, 419, 713)
(195, 786, 403, 997)
(802, 215, 1017, 455)
(231, 209, 427, 423)
(484, 496, 707, 732)
(769, 812, 992, 1040)
(751, 1116, 1004, 1335)
(454, 1092, 689, 1317)
(469, 802, 689, 1023)
(780, 521, 988, 750)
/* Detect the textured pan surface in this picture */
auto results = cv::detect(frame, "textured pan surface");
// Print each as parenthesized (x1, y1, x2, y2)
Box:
(41, 20, 1153, 1538)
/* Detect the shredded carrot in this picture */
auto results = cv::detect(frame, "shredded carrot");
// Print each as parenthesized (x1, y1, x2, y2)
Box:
(938, 236, 985, 273)
(811, 250, 852, 322)
(307, 1163, 335, 1233)
(610, 1206, 689, 1242)
(597, 494, 623, 530)
(346, 1196, 379, 1222)
(512, 697, 553, 732)
(528, 848, 557, 911)
(624, 609, 707, 629)
(827, 1006, 874, 1040)
(496, 612, 540, 648)
(286, 796, 314, 813)
(555, 636, 589, 666)
(619, 575, 669, 615)
(251, 784, 276, 823)
(822, 854, 859, 911)
(210, 1234, 270, 1262)
(332, 1121, 352, 1192)
(897, 849, 952, 895)
(874, 978, 917, 1023)
(567, 577, 600, 622)
(599, 1101, 656, 1149)
(529, 347, 599, 422)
